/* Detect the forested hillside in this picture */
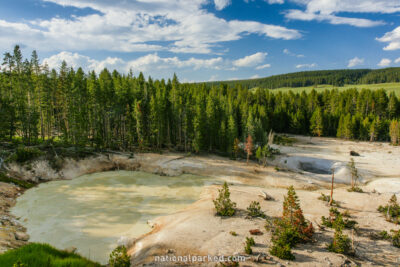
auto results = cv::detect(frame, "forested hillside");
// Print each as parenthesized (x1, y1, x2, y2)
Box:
(206, 68, 400, 89)
(1, 46, 400, 155)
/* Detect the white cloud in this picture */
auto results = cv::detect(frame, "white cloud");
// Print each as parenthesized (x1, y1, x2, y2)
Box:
(378, 58, 391, 67)
(43, 51, 227, 75)
(0, 0, 301, 54)
(267, 0, 284, 4)
(214, 0, 231, 10)
(377, 26, 400, 51)
(250, 74, 260, 79)
(255, 63, 271, 70)
(296, 63, 317, 68)
(285, 0, 400, 27)
(395, 58, 400, 64)
(347, 57, 364, 68)
(283, 48, 305, 58)
(233, 52, 267, 67)
(42, 50, 271, 77)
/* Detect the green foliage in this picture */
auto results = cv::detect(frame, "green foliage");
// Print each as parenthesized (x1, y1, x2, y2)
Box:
(268, 186, 313, 260)
(347, 158, 362, 192)
(321, 208, 358, 229)
(273, 135, 296, 146)
(1, 46, 400, 153)
(379, 230, 391, 240)
(318, 193, 339, 206)
(247, 201, 266, 218)
(391, 229, 400, 248)
(109, 245, 130, 267)
(0, 172, 35, 188)
(213, 182, 236, 217)
(378, 194, 400, 224)
(6, 146, 43, 163)
(229, 231, 237, 236)
(0, 243, 101, 267)
(244, 237, 255, 254)
(327, 214, 354, 255)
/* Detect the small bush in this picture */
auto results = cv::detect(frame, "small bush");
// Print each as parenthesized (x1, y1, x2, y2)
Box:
(378, 194, 400, 224)
(347, 186, 363, 193)
(247, 201, 266, 218)
(318, 193, 339, 206)
(321, 208, 357, 229)
(270, 243, 294, 260)
(213, 182, 236, 217)
(229, 231, 237, 236)
(391, 229, 400, 248)
(7, 146, 43, 163)
(379, 230, 391, 240)
(327, 214, 354, 256)
(109, 245, 130, 267)
(244, 237, 255, 255)
(0, 172, 34, 188)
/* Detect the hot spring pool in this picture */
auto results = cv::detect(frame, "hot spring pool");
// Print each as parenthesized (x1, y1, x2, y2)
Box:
(11, 171, 216, 263)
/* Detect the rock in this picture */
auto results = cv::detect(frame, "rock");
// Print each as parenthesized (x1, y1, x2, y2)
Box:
(65, 246, 77, 253)
(14, 231, 29, 241)
(249, 229, 263, 235)
(350, 151, 360, 156)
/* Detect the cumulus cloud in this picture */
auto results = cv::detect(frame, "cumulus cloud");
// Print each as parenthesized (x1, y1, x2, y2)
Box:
(296, 63, 317, 69)
(377, 26, 400, 51)
(285, 0, 399, 27)
(395, 58, 400, 64)
(347, 57, 364, 68)
(214, 0, 231, 10)
(43, 51, 272, 77)
(0, 0, 301, 54)
(233, 52, 267, 67)
(378, 58, 391, 67)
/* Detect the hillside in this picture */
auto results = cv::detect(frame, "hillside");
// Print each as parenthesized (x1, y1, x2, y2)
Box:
(205, 68, 400, 89)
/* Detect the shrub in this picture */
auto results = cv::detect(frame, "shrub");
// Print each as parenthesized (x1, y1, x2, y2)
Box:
(0, 172, 34, 188)
(244, 237, 255, 255)
(379, 230, 391, 240)
(247, 201, 266, 218)
(109, 245, 130, 267)
(213, 182, 236, 216)
(378, 194, 400, 224)
(391, 229, 400, 248)
(268, 186, 313, 260)
(7, 146, 43, 163)
(321, 208, 357, 229)
(327, 214, 354, 255)
(318, 193, 339, 206)
(347, 158, 363, 192)
(229, 231, 237, 236)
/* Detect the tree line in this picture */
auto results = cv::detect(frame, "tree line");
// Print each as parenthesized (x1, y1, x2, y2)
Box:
(207, 68, 400, 89)
(1, 46, 399, 155)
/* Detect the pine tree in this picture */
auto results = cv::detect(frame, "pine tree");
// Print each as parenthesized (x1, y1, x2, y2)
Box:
(310, 107, 324, 137)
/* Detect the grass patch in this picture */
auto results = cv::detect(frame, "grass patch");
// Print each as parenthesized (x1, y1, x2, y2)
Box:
(0, 243, 101, 267)
(0, 172, 34, 189)
(274, 135, 296, 146)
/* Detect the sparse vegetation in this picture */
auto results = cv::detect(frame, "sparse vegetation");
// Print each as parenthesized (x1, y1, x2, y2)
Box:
(6, 145, 43, 163)
(244, 237, 255, 254)
(247, 201, 266, 218)
(273, 134, 296, 146)
(391, 229, 400, 248)
(327, 215, 354, 255)
(213, 182, 236, 217)
(0, 171, 35, 188)
(268, 186, 313, 260)
(321, 208, 358, 229)
(378, 194, 400, 224)
(229, 231, 237, 236)
(347, 158, 363, 193)
(108, 245, 130, 267)
(318, 193, 339, 206)
(0, 243, 101, 267)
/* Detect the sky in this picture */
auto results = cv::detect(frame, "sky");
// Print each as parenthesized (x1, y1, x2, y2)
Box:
(0, 0, 400, 82)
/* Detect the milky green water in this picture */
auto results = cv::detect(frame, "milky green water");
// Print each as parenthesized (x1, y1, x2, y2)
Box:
(11, 171, 215, 264)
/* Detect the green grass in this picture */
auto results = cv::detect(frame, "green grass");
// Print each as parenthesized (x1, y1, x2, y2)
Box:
(250, 82, 400, 96)
(0, 243, 102, 267)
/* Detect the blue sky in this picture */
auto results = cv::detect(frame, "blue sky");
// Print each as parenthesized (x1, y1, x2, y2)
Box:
(0, 0, 400, 82)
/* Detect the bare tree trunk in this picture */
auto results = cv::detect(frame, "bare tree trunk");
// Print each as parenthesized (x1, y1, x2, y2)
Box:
(329, 169, 335, 206)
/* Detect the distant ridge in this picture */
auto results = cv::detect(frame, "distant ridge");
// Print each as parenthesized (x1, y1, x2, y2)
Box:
(202, 68, 400, 89)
